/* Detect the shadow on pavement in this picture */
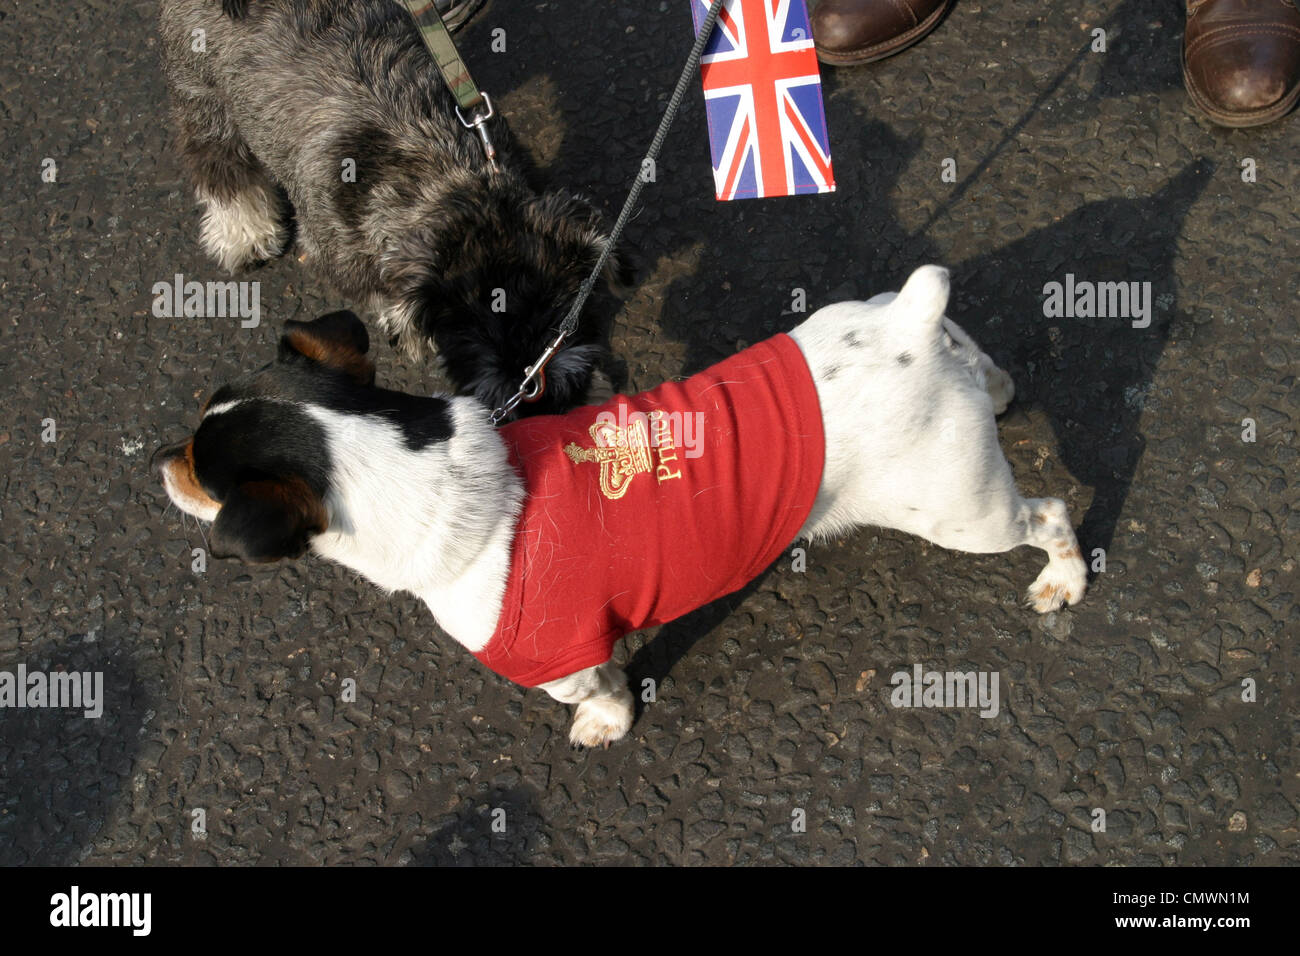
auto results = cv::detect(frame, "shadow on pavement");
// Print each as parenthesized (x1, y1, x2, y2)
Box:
(409, 784, 549, 865)
(0, 629, 149, 865)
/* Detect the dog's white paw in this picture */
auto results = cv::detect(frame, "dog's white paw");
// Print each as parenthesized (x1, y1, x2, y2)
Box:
(1025, 555, 1088, 613)
(569, 693, 634, 749)
(198, 186, 287, 273)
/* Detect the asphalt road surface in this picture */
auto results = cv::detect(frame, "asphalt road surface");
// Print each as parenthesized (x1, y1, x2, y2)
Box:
(0, 0, 1296, 865)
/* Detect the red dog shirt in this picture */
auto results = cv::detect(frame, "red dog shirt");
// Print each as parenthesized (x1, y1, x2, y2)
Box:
(480, 333, 825, 687)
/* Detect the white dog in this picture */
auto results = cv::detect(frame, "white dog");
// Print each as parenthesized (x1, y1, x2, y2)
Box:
(154, 266, 1087, 748)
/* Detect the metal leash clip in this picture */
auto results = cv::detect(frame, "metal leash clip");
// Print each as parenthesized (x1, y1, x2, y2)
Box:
(488, 327, 571, 425)
(456, 92, 499, 171)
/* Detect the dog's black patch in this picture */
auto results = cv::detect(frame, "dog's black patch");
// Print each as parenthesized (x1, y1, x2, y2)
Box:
(330, 124, 405, 231)
(842, 330, 865, 349)
(896, 352, 913, 366)
(385, 397, 457, 450)
(221, 0, 250, 19)
(207, 359, 456, 452)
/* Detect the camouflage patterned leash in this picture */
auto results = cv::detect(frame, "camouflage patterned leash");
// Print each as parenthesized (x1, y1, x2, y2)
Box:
(400, 0, 499, 170)
(488, 0, 729, 424)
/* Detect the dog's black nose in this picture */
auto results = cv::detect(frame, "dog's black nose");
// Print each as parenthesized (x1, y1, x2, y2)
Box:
(150, 440, 187, 480)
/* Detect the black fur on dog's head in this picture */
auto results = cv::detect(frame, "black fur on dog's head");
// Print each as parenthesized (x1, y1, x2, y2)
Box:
(383, 178, 629, 420)
(152, 310, 457, 563)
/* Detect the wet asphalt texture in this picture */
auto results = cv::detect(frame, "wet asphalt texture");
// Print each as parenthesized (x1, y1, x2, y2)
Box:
(1, 0, 1298, 866)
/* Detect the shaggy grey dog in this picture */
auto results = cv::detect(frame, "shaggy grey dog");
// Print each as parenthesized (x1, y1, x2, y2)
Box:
(159, 0, 622, 418)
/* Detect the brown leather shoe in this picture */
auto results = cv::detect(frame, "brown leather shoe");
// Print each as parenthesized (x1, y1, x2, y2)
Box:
(1183, 0, 1300, 127)
(812, 0, 953, 66)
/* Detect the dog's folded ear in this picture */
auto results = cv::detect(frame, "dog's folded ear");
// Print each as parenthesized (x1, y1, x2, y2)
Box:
(210, 476, 328, 564)
(279, 311, 376, 385)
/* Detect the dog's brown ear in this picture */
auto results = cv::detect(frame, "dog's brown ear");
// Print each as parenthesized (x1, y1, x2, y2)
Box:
(209, 476, 327, 564)
(279, 311, 375, 385)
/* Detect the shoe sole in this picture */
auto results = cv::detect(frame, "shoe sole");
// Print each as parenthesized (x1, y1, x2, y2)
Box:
(814, 0, 953, 66)
(1181, 44, 1300, 128)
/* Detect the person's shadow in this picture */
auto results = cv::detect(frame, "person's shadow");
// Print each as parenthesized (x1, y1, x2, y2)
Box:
(1076, 0, 1188, 107)
(407, 784, 550, 865)
(0, 632, 149, 865)
(952, 161, 1212, 554)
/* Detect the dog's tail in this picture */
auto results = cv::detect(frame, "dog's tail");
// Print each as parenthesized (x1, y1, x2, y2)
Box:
(888, 264, 951, 342)
(222, 0, 251, 18)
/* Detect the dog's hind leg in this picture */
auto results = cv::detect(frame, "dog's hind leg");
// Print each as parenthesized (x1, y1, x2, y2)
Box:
(924, 494, 1088, 613)
(170, 87, 288, 273)
(982, 361, 1015, 416)
(930, 490, 1088, 613)
(941, 318, 1015, 414)
(537, 661, 634, 749)
(1015, 497, 1089, 613)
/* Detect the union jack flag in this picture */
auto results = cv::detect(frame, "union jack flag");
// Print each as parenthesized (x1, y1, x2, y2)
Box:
(690, 0, 835, 200)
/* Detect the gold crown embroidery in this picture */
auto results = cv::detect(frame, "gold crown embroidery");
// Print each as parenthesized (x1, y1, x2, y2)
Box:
(564, 418, 653, 500)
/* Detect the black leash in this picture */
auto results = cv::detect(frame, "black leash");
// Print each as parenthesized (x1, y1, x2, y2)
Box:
(489, 0, 729, 424)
